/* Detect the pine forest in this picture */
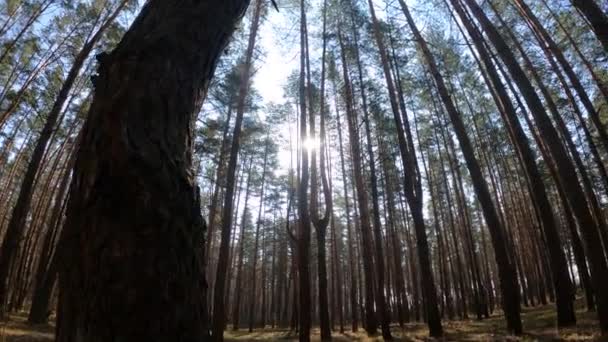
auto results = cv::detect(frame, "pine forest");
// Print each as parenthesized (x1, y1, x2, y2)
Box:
(0, 0, 607, 341)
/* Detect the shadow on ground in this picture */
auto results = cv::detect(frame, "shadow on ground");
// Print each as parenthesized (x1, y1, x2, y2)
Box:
(0, 298, 602, 341)
(224, 299, 602, 341)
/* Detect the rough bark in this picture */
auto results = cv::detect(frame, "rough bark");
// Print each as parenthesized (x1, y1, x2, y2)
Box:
(56, 1, 250, 340)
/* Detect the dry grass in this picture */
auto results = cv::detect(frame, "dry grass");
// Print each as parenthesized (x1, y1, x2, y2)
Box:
(225, 299, 603, 341)
(0, 312, 53, 342)
(0, 298, 602, 341)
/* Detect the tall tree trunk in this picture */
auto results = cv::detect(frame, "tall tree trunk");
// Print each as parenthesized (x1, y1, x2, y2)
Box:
(249, 137, 270, 332)
(399, 0, 522, 334)
(541, 0, 608, 103)
(232, 158, 254, 331)
(364, 0, 443, 336)
(337, 25, 378, 337)
(310, 1, 332, 339)
(345, 4, 392, 339)
(462, 0, 608, 332)
(333, 85, 358, 333)
(449, 0, 576, 326)
(571, 0, 608, 53)
(55, 1, 250, 340)
(28, 139, 79, 324)
(0, 0, 53, 64)
(211, 0, 261, 339)
(0, 1, 128, 316)
(206, 104, 234, 259)
(361, 35, 393, 342)
(512, 0, 608, 193)
(297, 0, 312, 340)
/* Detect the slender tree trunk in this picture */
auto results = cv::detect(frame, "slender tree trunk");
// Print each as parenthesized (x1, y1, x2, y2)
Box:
(399, 0, 522, 334)
(297, 1, 312, 340)
(211, 1, 261, 339)
(249, 137, 270, 332)
(206, 104, 234, 257)
(463, 0, 608, 332)
(365, 0, 443, 336)
(450, 0, 576, 326)
(0, 0, 53, 64)
(232, 158, 254, 331)
(0, 1, 128, 316)
(334, 87, 358, 333)
(309, 2, 331, 339)
(337, 25, 379, 337)
(345, 5, 392, 339)
(512, 0, 608, 196)
(571, 0, 608, 53)
(541, 0, 608, 103)
(28, 140, 79, 324)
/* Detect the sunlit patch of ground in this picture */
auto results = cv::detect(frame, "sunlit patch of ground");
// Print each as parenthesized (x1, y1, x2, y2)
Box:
(0, 312, 54, 342)
(225, 299, 602, 341)
(0, 298, 602, 341)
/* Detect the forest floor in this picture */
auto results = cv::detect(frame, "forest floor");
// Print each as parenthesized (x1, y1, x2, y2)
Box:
(0, 298, 602, 341)
(224, 299, 602, 341)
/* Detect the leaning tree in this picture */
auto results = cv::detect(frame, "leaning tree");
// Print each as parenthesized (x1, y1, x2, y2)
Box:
(55, 1, 251, 341)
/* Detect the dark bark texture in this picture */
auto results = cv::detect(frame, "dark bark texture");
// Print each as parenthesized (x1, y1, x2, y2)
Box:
(56, 1, 250, 341)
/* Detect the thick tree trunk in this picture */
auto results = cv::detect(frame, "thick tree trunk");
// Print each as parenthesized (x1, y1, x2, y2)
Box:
(56, 1, 250, 340)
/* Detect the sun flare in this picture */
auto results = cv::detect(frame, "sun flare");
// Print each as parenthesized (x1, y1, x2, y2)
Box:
(302, 137, 320, 151)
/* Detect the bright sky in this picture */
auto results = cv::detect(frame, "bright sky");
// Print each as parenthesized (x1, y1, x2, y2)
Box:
(253, 5, 301, 172)
(251, 0, 396, 172)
